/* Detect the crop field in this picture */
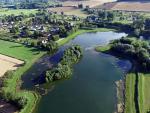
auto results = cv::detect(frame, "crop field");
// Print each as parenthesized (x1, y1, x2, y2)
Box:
(101, 1, 150, 12)
(0, 54, 24, 77)
(48, 6, 88, 17)
(62, 0, 115, 8)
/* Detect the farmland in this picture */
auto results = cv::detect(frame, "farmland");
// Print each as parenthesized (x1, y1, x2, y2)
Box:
(0, 54, 24, 77)
(62, 0, 116, 8)
(0, 9, 38, 16)
(47, 6, 88, 17)
(100, 1, 150, 12)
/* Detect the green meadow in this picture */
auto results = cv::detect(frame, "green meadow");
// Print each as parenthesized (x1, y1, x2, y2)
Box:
(0, 9, 38, 16)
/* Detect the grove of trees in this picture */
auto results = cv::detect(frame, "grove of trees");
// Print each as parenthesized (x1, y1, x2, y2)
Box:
(111, 37, 150, 71)
(45, 45, 82, 82)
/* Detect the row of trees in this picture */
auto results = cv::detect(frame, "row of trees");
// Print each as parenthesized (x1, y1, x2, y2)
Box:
(110, 37, 150, 71)
(45, 45, 82, 83)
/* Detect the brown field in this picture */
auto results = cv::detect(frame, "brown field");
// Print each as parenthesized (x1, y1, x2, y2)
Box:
(101, 1, 150, 12)
(62, 0, 116, 8)
(0, 54, 24, 77)
(48, 6, 88, 17)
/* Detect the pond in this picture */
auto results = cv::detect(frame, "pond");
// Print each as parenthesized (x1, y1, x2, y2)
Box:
(21, 31, 131, 113)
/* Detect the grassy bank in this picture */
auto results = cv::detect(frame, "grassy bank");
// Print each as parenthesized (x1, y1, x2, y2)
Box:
(124, 73, 136, 113)
(0, 40, 45, 113)
(57, 28, 116, 46)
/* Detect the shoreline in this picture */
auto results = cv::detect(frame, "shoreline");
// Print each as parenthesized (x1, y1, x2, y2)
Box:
(95, 43, 150, 113)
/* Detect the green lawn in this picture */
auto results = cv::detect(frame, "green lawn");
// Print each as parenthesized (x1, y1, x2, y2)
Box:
(0, 40, 45, 113)
(0, 9, 38, 16)
(125, 73, 136, 113)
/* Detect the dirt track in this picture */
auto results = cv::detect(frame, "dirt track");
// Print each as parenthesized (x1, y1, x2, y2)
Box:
(0, 54, 24, 77)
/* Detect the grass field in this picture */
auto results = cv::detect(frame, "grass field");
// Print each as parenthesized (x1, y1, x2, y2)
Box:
(124, 73, 136, 113)
(0, 40, 45, 113)
(0, 9, 38, 16)
(138, 73, 150, 113)
(0, 40, 41, 61)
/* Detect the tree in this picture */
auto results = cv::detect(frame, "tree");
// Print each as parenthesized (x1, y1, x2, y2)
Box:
(145, 18, 150, 30)
(78, 4, 83, 9)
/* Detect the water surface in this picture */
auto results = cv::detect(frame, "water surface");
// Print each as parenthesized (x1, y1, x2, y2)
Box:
(22, 31, 131, 113)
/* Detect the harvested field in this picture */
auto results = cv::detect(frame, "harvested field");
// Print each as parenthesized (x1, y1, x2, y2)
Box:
(48, 6, 88, 17)
(62, 0, 116, 8)
(0, 54, 24, 77)
(101, 1, 150, 12)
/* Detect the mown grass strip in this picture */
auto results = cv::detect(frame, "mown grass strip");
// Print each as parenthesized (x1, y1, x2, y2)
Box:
(125, 73, 136, 113)
(138, 73, 150, 113)
(138, 74, 144, 113)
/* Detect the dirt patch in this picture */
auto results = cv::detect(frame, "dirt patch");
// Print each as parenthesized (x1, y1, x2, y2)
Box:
(0, 54, 24, 77)
(0, 100, 18, 113)
(101, 1, 150, 12)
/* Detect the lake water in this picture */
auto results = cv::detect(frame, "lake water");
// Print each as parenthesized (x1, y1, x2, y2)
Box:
(22, 31, 131, 113)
